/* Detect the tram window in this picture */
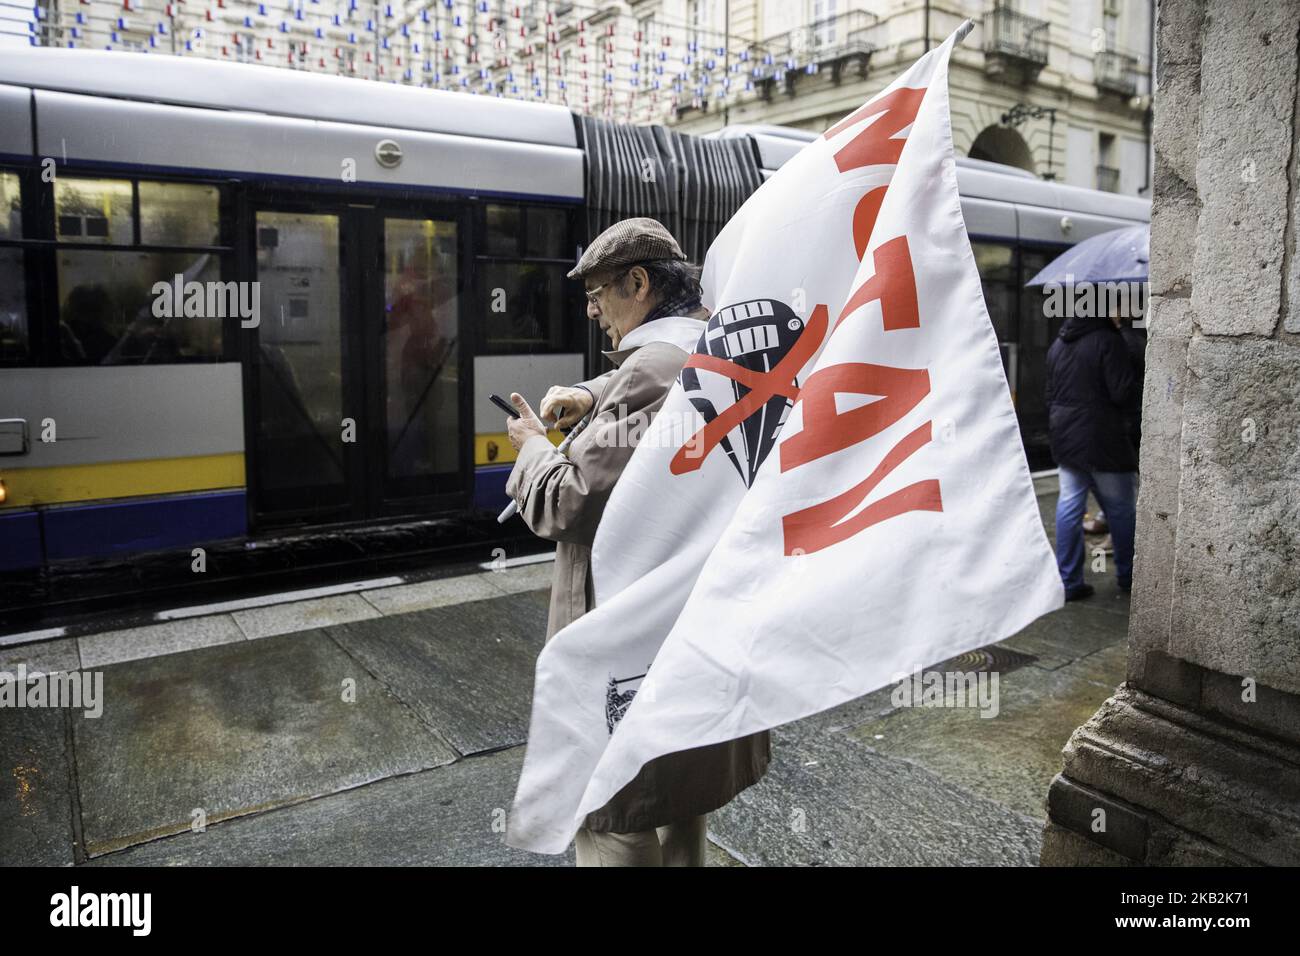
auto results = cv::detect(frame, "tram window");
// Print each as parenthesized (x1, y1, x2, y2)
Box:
(1020, 247, 1066, 349)
(384, 218, 460, 479)
(1016, 245, 1069, 463)
(140, 182, 220, 246)
(0, 172, 28, 362)
(478, 260, 566, 351)
(55, 178, 133, 244)
(485, 204, 522, 256)
(1, 171, 19, 238)
(525, 206, 567, 258)
(0, 171, 27, 361)
(0, 248, 27, 362)
(477, 202, 574, 354)
(486, 203, 569, 259)
(57, 250, 223, 364)
(50, 176, 228, 365)
(972, 241, 1016, 342)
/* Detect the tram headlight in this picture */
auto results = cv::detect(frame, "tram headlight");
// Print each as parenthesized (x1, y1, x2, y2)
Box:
(0, 475, 7, 505)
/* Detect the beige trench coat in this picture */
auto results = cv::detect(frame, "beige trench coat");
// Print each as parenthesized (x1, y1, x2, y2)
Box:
(506, 314, 771, 833)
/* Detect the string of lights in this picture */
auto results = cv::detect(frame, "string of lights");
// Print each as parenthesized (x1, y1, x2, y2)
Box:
(21, 2, 1146, 123)
(22, 0, 886, 122)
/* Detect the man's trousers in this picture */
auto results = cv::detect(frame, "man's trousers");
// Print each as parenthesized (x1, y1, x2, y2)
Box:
(573, 815, 708, 867)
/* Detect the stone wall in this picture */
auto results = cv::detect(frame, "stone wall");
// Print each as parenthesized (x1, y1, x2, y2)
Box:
(1042, 0, 1300, 866)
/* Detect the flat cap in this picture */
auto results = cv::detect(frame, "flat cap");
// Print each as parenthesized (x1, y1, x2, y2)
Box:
(567, 217, 687, 279)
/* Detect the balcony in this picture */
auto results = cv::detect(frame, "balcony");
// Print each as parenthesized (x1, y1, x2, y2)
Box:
(1094, 50, 1140, 97)
(749, 9, 878, 100)
(1096, 165, 1120, 193)
(983, 5, 1049, 84)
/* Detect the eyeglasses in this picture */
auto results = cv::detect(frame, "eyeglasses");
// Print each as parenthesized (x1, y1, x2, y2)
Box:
(584, 268, 632, 305)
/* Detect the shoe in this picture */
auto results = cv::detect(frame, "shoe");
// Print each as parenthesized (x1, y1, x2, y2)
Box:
(1082, 512, 1109, 534)
(1097, 534, 1114, 554)
(1065, 584, 1096, 602)
(1117, 577, 1132, 591)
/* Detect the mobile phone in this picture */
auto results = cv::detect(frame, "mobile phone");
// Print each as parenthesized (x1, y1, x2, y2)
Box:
(489, 393, 520, 418)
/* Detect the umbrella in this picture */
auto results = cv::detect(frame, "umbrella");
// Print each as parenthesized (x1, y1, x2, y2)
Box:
(1024, 224, 1149, 286)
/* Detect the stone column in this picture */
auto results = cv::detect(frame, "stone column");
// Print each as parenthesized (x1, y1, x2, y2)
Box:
(1041, 0, 1300, 866)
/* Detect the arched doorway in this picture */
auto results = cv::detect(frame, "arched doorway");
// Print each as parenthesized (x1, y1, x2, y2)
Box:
(968, 125, 1036, 174)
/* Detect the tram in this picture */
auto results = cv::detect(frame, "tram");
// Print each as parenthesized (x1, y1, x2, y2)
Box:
(0, 47, 1148, 585)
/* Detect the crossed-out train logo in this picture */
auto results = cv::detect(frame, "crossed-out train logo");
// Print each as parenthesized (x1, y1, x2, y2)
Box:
(676, 298, 810, 486)
(602, 298, 813, 735)
(604, 672, 646, 734)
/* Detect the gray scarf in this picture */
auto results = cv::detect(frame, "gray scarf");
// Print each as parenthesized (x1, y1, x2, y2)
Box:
(641, 290, 705, 325)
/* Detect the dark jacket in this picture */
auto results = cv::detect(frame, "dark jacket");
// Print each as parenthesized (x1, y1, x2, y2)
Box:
(1045, 315, 1137, 472)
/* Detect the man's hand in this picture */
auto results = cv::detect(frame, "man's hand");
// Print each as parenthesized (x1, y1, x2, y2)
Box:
(539, 385, 594, 429)
(506, 392, 549, 451)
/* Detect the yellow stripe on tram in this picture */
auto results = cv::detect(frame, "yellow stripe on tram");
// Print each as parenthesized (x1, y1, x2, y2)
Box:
(475, 430, 565, 467)
(0, 453, 246, 508)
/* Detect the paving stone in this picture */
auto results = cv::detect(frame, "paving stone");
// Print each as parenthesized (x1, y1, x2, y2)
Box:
(72, 629, 456, 856)
(480, 563, 555, 595)
(90, 741, 746, 868)
(9, 463, 1136, 867)
(89, 747, 570, 867)
(0, 702, 76, 866)
(845, 644, 1130, 822)
(998, 602, 1126, 666)
(0, 636, 81, 680)
(706, 840, 745, 866)
(79, 615, 244, 669)
(789, 680, 901, 738)
(708, 725, 1042, 866)
(329, 590, 550, 756)
(232, 593, 381, 640)
(1067, 642, 1130, 690)
(361, 574, 505, 616)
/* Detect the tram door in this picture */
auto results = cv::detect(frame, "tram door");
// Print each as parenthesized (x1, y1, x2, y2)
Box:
(248, 204, 465, 527)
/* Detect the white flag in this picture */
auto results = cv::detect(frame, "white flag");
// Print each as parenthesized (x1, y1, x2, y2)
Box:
(506, 23, 1063, 855)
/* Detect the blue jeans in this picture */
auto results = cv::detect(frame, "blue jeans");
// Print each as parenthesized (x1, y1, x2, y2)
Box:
(1055, 465, 1136, 592)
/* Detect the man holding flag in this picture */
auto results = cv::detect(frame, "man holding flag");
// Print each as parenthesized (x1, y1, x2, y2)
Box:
(506, 19, 1063, 859)
(503, 218, 771, 867)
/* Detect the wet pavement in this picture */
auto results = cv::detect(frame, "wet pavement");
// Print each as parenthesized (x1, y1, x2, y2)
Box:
(0, 476, 1130, 866)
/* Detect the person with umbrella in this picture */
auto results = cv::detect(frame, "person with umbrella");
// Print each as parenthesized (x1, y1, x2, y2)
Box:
(1028, 225, 1148, 600)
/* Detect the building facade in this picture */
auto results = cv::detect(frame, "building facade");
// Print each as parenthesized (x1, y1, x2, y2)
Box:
(664, 0, 1155, 198)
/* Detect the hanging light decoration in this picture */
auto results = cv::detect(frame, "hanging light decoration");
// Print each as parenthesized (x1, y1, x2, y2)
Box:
(96, 0, 761, 114)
